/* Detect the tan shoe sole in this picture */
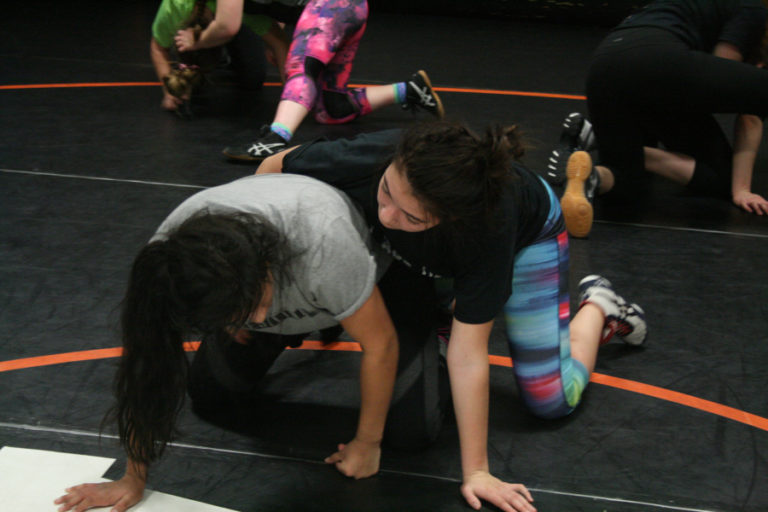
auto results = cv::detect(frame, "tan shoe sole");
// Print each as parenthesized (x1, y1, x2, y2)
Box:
(560, 150, 594, 238)
(417, 70, 445, 119)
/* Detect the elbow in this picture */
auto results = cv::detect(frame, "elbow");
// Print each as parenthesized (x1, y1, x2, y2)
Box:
(743, 114, 763, 129)
(220, 21, 240, 40)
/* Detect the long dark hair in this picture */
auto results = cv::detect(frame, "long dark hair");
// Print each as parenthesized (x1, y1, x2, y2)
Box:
(106, 211, 292, 465)
(393, 119, 526, 233)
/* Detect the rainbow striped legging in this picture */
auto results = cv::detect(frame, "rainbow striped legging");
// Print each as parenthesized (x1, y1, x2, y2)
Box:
(503, 181, 589, 419)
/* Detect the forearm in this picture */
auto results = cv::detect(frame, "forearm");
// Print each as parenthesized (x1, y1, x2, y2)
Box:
(355, 334, 398, 443)
(150, 38, 173, 83)
(448, 342, 490, 477)
(125, 458, 148, 484)
(255, 145, 299, 174)
(193, 0, 243, 50)
(193, 19, 237, 49)
(732, 114, 763, 197)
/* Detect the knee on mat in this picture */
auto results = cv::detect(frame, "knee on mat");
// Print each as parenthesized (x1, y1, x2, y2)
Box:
(316, 89, 360, 122)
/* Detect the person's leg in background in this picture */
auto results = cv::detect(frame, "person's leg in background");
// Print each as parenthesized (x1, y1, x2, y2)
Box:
(225, 25, 268, 91)
(645, 112, 733, 199)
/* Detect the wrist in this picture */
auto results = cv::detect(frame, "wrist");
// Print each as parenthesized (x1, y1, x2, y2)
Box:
(732, 187, 749, 199)
(463, 468, 491, 481)
(352, 434, 382, 446)
(462, 461, 490, 479)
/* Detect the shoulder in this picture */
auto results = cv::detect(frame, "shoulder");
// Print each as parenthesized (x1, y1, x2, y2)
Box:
(152, 0, 195, 44)
(285, 129, 401, 166)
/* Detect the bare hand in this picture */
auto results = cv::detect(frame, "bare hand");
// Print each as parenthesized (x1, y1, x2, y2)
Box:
(324, 438, 381, 479)
(174, 28, 197, 53)
(460, 471, 536, 512)
(161, 92, 183, 111)
(54, 475, 144, 512)
(733, 190, 768, 215)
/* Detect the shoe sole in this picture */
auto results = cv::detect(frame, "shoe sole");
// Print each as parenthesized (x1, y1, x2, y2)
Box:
(417, 70, 445, 119)
(560, 150, 594, 238)
(222, 148, 268, 162)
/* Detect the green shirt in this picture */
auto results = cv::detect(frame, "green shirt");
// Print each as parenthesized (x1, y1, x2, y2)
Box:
(152, 0, 274, 48)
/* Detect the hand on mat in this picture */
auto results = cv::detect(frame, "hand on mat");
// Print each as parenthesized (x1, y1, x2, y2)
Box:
(162, 92, 183, 112)
(733, 190, 768, 215)
(55, 475, 144, 512)
(324, 438, 381, 479)
(461, 470, 536, 512)
(174, 28, 197, 53)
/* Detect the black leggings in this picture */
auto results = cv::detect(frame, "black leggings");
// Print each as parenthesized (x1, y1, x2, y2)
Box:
(187, 260, 445, 450)
(586, 27, 768, 198)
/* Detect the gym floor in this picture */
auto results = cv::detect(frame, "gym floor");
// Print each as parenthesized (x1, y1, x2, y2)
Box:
(2, 2, 767, 511)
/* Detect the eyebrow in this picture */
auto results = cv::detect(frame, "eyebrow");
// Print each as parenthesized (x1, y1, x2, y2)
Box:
(383, 175, 428, 224)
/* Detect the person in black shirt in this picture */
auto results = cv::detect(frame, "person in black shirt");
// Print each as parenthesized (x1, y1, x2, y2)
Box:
(257, 120, 648, 512)
(551, 0, 768, 238)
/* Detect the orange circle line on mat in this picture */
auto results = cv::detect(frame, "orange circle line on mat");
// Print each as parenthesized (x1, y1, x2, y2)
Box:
(1, 341, 766, 432)
(0, 82, 586, 100)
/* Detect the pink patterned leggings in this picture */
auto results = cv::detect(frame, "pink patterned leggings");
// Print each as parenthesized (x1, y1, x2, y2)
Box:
(281, 0, 371, 124)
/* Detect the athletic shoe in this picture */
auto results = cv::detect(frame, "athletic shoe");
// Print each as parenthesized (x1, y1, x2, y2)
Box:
(560, 151, 600, 238)
(403, 70, 445, 118)
(546, 112, 595, 185)
(222, 125, 288, 162)
(578, 275, 647, 346)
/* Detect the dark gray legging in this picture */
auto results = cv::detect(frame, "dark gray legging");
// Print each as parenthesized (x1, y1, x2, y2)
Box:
(187, 260, 446, 450)
(586, 26, 768, 197)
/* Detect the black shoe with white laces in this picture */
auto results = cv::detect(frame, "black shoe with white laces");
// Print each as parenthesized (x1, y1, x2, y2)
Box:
(546, 112, 595, 185)
(403, 70, 444, 118)
(223, 125, 288, 162)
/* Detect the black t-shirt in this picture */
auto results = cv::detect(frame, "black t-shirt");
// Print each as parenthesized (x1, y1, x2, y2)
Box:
(281, 129, 556, 324)
(619, 0, 767, 57)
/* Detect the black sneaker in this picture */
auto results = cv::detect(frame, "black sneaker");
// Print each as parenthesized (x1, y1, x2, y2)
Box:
(546, 112, 595, 185)
(578, 275, 647, 346)
(403, 70, 444, 118)
(223, 125, 288, 162)
(560, 151, 600, 238)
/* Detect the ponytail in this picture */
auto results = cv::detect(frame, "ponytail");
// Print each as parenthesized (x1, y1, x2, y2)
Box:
(108, 242, 188, 464)
(105, 212, 292, 465)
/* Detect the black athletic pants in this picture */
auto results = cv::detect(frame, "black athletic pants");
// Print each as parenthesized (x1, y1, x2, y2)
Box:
(586, 27, 768, 198)
(187, 260, 446, 450)
(224, 25, 268, 91)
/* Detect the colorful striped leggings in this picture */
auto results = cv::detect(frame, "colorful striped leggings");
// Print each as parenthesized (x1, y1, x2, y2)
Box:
(504, 181, 589, 419)
(281, 0, 371, 124)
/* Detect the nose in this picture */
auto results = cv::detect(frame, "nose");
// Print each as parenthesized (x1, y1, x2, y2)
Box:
(378, 203, 399, 228)
(249, 305, 269, 324)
